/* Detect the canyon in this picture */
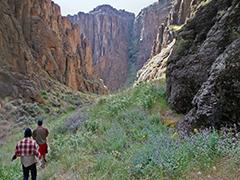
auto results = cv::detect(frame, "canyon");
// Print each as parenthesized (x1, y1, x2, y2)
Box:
(1, 0, 240, 132)
(1, 0, 240, 178)
(0, 0, 174, 94)
(68, 1, 172, 90)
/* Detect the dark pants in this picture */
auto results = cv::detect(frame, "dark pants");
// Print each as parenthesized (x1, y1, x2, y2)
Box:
(22, 163, 37, 180)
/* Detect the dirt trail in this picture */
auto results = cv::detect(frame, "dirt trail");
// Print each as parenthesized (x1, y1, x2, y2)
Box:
(63, 105, 91, 132)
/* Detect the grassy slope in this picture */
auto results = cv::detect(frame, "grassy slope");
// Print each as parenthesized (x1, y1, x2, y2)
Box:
(1, 82, 240, 179)
(38, 82, 240, 179)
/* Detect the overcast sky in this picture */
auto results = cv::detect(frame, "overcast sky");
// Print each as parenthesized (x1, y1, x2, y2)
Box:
(53, 0, 157, 16)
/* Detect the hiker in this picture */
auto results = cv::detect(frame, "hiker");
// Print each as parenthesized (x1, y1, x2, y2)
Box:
(12, 128, 40, 180)
(33, 119, 49, 164)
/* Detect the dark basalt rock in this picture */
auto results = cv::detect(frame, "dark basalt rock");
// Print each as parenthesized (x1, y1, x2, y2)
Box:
(167, 0, 238, 113)
(166, 0, 240, 130)
(179, 38, 240, 133)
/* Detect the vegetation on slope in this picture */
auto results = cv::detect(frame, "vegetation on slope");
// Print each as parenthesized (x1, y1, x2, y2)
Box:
(1, 82, 240, 179)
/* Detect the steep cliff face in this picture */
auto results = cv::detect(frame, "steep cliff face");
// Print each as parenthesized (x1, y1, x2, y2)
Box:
(0, 0, 107, 100)
(69, 5, 135, 90)
(136, 0, 202, 83)
(0, 0, 39, 99)
(132, 0, 172, 70)
(166, 0, 240, 130)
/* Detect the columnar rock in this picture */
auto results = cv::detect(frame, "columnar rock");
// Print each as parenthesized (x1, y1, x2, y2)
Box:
(170, 0, 201, 25)
(132, 0, 172, 70)
(69, 5, 135, 90)
(0, 0, 107, 100)
(166, 0, 240, 130)
(151, 24, 175, 57)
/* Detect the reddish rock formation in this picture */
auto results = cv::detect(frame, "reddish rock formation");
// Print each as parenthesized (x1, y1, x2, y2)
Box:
(0, 0, 107, 100)
(0, 0, 39, 99)
(69, 5, 135, 90)
(151, 24, 175, 57)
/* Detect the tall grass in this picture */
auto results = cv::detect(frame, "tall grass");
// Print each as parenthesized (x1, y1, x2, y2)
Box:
(40, 82, 240, 179)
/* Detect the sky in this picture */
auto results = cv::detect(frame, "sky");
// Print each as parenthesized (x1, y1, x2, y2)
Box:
(53, 0, 157, 16)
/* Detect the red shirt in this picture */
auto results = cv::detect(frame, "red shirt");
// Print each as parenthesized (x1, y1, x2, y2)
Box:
(15, 138, 40, 158)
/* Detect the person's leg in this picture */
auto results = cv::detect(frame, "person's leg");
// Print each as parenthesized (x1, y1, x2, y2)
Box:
(22, 164, 29, 180)
(43, 153, 46, 161)
(43, 143, 47, 161)
(41, 154, 46, 168)
(30, 163, 37, 180)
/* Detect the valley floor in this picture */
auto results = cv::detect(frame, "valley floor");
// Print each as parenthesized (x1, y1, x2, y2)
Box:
(1, 81, 240, 179)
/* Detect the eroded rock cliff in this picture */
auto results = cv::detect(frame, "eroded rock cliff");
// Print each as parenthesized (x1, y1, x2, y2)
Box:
(0, 0, 107, 100)
(0, 0, 39, 99)
(69, 5, 135, 90)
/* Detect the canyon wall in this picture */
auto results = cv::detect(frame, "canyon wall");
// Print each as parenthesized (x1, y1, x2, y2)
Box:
(69, 5, 135, 90)
(0, 0, 107, 100)
(69, 2, 174, 90)
(132, 0, 172, 70)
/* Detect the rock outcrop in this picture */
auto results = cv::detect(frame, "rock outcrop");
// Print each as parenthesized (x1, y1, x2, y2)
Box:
(69, 5, 135, 90)
(0, 0, 107, 100)
(181, 38, 240, 132)
(166, 0, 240, 130)
(135, 40, 175, 84)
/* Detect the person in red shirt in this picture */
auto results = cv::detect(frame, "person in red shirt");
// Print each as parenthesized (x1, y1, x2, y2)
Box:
(33, 120, 49, 166)
(12, 128, 40, 180)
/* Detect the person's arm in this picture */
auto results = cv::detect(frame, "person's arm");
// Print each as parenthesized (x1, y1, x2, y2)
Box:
(11, 154, 17, 161)
(46, 128, 49, 137)
(33, 141, 40, 159)
(11, 144, 19, 161)
(32, 129, 36, 140)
